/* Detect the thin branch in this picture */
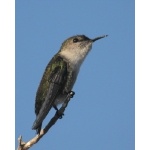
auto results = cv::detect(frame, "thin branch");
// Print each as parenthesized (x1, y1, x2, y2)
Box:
(17, 91, 75, 150)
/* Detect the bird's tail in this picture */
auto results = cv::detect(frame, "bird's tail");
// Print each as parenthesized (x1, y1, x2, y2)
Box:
(32, 82, 60, 133)
(32, 92, 55, 133)
(32, 119, 42, 134)
(35, 123, 42, 134)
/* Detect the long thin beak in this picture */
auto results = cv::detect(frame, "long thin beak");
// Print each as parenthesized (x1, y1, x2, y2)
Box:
(92, 35, 108, 42)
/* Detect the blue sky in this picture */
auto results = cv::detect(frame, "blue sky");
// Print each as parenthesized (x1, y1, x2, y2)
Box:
(16, 0, 134, 150)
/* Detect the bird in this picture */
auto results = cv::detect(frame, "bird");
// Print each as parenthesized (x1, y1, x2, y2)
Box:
(32, 34, 108, 134)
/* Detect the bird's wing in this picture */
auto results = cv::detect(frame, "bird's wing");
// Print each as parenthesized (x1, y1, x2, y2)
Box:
(32, 56, 68, 131)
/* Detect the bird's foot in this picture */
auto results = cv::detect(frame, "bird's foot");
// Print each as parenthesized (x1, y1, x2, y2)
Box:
(53, 105, 58, 111)
(53, 105, 64, 119)
(68, 91, 75, 98)
(56, 110, 64, 119)
(54, 91, 75, 119)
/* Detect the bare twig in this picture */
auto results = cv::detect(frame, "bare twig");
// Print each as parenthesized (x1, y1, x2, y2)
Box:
(17, 91, 75, 150)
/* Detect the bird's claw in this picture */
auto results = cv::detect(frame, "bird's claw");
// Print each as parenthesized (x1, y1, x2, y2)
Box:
(54, 91, 75, 119)
(56, 110, 64, 119)
(69, 91, 75, 98)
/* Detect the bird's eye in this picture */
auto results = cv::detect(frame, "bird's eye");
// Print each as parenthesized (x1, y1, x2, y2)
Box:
(73, 38, 79, 43)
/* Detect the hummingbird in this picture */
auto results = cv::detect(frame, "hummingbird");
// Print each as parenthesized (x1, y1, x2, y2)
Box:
(32, 34, 108, 134)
